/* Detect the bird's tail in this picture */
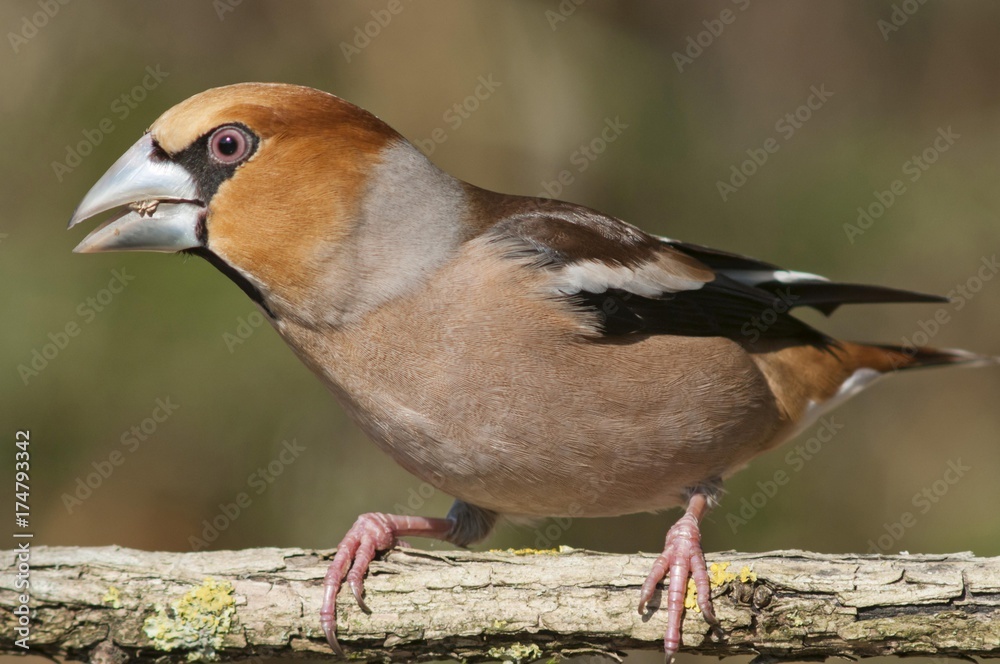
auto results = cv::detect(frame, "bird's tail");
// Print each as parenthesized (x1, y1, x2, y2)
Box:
(750, 339, 995, 449)
(849, 342, 998, 374)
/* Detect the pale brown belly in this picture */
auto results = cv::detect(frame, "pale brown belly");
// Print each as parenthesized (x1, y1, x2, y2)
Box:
(319, 332, 784, 518)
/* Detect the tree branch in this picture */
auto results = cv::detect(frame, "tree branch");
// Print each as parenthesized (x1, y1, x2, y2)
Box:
(3, 546, 1000, 662)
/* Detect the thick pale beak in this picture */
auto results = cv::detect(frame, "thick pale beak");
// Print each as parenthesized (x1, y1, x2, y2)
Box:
(68, 134, 204, 254)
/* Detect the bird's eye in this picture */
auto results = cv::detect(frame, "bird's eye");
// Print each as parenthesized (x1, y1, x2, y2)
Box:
(208, 126, 253, 165)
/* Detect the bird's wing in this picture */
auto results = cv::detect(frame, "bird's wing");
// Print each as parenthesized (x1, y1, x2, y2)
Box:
(484, 202, 945, 342)
(658, 238, 947, 316)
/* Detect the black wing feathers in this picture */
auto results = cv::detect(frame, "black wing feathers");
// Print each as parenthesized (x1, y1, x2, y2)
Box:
(664, 238, 947, 316)
(757, 280, 948, 316)
(489, 201, 945, 343)
(576, 284, 819, 339)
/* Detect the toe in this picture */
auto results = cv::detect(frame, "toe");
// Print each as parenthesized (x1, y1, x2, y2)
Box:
(639, 554, 670, 614)
(318, 513, 411, 654)
(688, 552, 718, 626)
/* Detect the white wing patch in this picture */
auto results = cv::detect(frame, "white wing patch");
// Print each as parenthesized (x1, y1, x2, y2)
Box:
(724, 269, 830, 286)
(654, 236, 828, 287)
(552, 257, 706, 297)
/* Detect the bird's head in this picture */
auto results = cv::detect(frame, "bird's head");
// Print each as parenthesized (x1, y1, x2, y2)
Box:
(68, 82, 461, 325)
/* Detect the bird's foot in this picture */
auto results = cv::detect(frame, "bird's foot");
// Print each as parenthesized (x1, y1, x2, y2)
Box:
(320, 512, 452, 656)
(638, 499, 718, 662)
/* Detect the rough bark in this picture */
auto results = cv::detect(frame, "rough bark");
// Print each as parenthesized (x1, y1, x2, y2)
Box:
(3, 545, 1000, 662)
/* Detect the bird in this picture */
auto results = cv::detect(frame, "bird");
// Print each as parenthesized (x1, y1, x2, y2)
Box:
(67, 82, 995, 660)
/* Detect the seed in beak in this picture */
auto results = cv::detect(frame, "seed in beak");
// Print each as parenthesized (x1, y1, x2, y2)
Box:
(130, 199, 160, 217)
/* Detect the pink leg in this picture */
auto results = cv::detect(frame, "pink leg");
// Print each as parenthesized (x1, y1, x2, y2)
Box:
(638, 493, 719, 662)
(320, 512, 453, 656)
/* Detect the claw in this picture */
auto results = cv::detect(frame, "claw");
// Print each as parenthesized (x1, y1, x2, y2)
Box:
(322, 617, 345, 658)
(349, 578, 371, 613)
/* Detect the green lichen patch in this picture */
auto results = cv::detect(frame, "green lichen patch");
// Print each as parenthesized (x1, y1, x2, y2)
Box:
(103, 585, 122, 609)
(143, 577, 237, 661)
(486, 643, 543, 664)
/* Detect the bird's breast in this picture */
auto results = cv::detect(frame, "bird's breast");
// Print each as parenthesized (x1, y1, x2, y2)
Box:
(273, 244, 785, 517)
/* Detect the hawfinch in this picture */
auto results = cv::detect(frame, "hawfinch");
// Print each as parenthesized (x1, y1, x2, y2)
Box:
(68, 83, 994, 659)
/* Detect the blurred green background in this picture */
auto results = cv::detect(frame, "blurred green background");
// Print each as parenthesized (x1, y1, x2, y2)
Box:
(3, 1, 999, 662)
